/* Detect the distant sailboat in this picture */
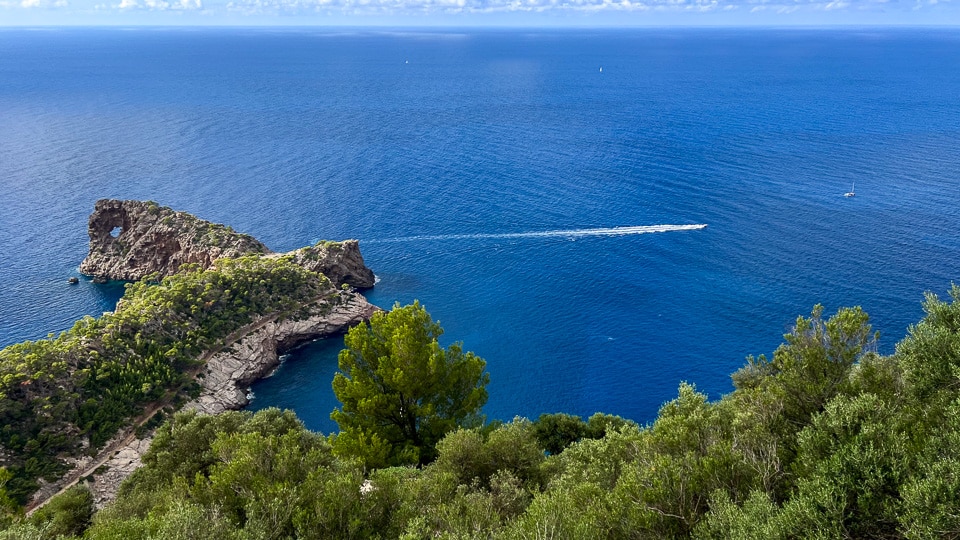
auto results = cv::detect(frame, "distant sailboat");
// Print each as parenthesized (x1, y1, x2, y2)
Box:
(844, 182, 855, 197)
(599, 66, 603, 73)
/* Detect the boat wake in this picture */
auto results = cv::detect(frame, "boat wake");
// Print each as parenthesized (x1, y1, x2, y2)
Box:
(367, 224, 707, 244)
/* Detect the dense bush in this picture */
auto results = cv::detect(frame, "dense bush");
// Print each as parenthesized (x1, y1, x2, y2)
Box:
(27, 485, 93, 538)
(7, 287, 960, 538)
(0, 256, 333, 504)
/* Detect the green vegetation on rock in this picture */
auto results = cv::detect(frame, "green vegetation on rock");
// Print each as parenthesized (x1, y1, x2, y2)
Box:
(0, 256, 332, 505)
(6, 285, 960, 539)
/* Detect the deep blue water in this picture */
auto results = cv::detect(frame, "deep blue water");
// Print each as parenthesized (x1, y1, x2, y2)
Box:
(2, 28, 959, 434)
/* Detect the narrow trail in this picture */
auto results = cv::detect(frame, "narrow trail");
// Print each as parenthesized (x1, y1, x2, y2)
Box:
(23, 297, 333, 514)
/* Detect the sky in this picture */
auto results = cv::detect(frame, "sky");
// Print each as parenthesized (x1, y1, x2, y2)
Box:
(0, 0, 958, 28)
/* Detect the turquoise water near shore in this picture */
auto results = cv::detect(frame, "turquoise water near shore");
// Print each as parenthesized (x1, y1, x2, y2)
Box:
(2, 28, 959, 433)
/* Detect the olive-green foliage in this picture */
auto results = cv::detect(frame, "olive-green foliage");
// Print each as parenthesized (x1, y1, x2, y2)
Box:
(532, 412, 634, 456)
(381, 421, 545, 539)
(27, 485, 93, 538)
(0, 521, 62, 540)
(86, 495, 238, 540)
(89, 408, 413, 540)
(693, 489, 786, 540)
(331, 301, 489, 468)
(0, 255, 331, 505)
(897, 285, 960, 403)
(433, 419, 545, 492)
(0, 469, 17, 523)
(11, 289, 960, 539)
(732, 305, 876, 432)
(88, 408, 344, 540)
(504, 306, 880, 539)
(532, 384, 755, 538)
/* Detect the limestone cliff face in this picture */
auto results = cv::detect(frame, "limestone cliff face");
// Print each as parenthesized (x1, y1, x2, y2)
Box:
(281, 240, 376, 290)
(188, 290, 378, 415)
(79, 199, 375, 288)
(79, 199, 269, 281)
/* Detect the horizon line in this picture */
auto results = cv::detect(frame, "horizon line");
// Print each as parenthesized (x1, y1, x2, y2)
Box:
(3, 22, 960, 29)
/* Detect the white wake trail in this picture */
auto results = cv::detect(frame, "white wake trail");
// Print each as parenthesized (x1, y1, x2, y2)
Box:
(368, 224, 707, 244)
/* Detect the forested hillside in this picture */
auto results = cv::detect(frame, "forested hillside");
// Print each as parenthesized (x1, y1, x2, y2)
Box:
(5, 286, 960, 539)
(0, 256, 335, 505)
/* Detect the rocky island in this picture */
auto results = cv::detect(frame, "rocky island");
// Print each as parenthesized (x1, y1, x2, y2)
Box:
(0, 200, 378, 510)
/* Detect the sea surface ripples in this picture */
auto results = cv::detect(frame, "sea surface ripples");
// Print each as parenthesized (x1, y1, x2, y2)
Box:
(1, 28, 959, 431)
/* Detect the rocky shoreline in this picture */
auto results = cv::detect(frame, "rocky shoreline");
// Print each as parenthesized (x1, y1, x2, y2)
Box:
(30, 200, 380, 510)
(187, 290, 377, 416)
(87, 290, 377, 506)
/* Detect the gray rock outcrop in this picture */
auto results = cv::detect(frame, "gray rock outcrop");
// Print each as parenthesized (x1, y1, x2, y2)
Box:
(79, 199, 268, 281)
(79, 199, 375, 289)
(90, 437, 152, 508)
(280, 240, 376, 291)
(188, 290, 378, 415)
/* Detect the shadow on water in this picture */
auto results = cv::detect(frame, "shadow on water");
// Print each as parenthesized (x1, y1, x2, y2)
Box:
(246, 337, 346, 435)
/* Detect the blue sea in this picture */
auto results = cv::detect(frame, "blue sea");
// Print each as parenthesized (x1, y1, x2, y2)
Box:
(2, 27, 959, 434)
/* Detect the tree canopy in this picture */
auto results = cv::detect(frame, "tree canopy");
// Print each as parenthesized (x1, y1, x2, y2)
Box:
(331, 301, 489, 467)
(0, 255, 334, 505)
(11, 288, 960, 539)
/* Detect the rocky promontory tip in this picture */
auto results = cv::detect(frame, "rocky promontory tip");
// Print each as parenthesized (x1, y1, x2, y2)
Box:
(280, 240, 376, 290)
(79, 199, 375, 288)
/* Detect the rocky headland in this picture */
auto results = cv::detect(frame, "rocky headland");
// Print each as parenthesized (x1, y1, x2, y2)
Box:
(25, 200, 380, 511)
(86, 289, 377, 506)
(79, 199, 376, 289)
(188, 290, 377, 416)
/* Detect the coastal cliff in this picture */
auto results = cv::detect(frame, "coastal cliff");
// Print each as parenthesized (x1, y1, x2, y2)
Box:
(87, 290, 377, 506)
(189, 290, 377, 415)
(79, 199, 375, 289)
(6, 202, 382, 512)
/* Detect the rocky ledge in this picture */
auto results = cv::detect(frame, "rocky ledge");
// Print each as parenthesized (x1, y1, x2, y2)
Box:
(188, 290, 377, 415)
(87, 290, 377, 506)
(79, 199, 375, 288)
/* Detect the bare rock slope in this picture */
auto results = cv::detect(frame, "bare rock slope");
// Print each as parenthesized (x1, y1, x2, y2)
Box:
(80, 199, 375, 288)
(189, 290, 378, 415)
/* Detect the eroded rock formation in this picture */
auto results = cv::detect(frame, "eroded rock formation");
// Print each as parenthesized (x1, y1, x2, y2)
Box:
(188, 290, 377, 415)
(87, 291, 377, 506)
(280, 240, 376, 291)
(80, 199, 376, 288)
(79, 199, 268, 282)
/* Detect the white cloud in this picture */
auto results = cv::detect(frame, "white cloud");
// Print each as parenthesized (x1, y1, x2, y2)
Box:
(2, 0, 940, 19)
(224, 0, 760, 13)
(14, 0, 69, 7)
(114, 0, 201, 9)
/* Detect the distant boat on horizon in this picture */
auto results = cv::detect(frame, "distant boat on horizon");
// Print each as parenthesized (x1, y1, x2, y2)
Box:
(844, 182, 855, 197)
